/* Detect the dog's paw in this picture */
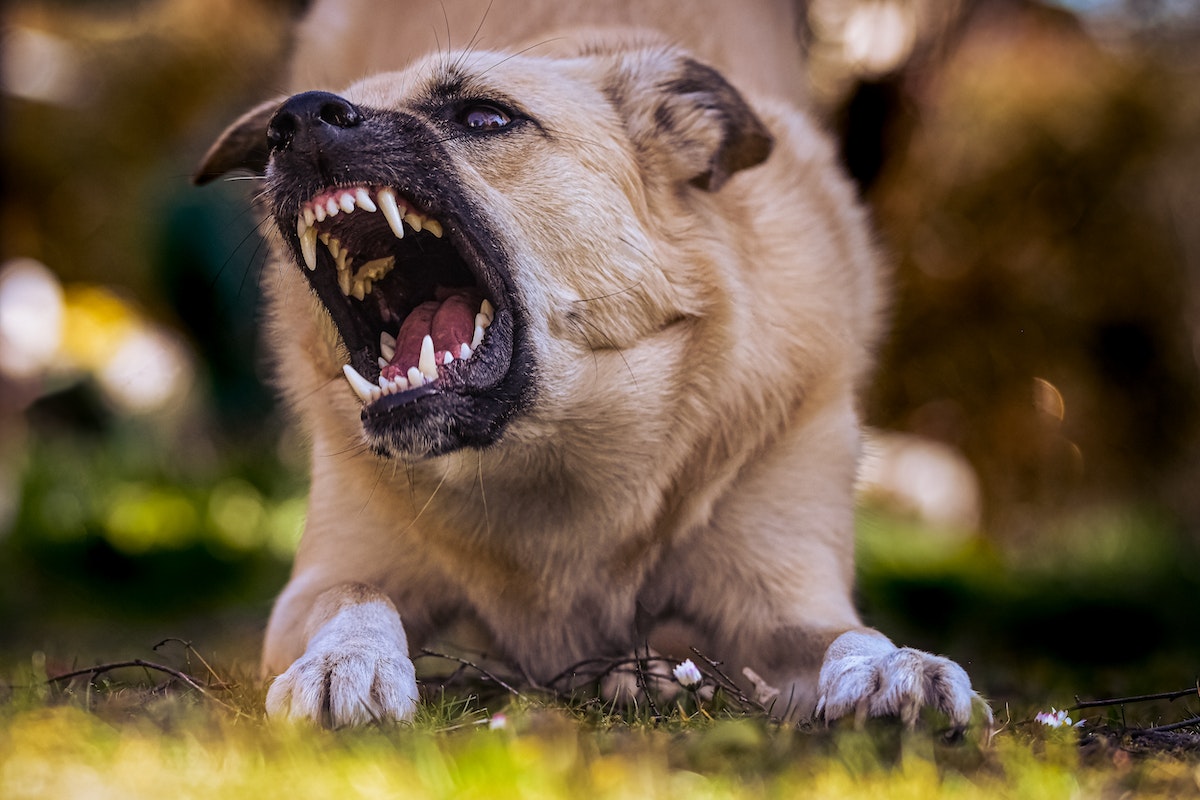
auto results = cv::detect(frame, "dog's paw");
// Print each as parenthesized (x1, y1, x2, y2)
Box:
(815, 631, 991, 730)
(265, 599, 418, 727)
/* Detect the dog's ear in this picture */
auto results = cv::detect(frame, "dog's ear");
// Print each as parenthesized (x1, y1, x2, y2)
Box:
(608, 52, 773, 192)
(192, 98, 282, 186)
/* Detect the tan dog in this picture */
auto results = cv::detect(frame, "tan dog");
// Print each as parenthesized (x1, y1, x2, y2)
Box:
(196, 0, 989, 729)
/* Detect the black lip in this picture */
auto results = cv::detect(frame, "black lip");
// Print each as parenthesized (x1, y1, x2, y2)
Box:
(265, 106, 535, 457)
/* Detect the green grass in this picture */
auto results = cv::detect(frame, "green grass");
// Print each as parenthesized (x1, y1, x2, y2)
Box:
(2, 651, 1199, 800)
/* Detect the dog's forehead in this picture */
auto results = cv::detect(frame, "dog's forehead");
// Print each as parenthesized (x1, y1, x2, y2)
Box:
(342, 50, 601, 111)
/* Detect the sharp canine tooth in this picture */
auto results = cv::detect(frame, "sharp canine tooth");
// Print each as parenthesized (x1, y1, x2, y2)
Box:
(425, 219, 443, 238)
(342, 364, 377, 403)
(480, 299, 495, 323)
(419, 335, 438, 379)
(339, 193, 356, 213)
(326, 198, 340, 217)
(300, 226, 318, 271)
(355, 188, 377, 212)
(407, 366, 424, 387)
(377, 189, 405, 239)
(471, 325, 484, 349)
(380, 331, 396, 360)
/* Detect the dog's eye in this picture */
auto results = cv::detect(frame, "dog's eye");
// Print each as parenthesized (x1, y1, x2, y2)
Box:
(460, 104, 511, 131)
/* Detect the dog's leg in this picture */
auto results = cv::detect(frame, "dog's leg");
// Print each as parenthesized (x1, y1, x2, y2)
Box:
(814, 628, 990, 731)
(667, 386, 990, 729)
(264, 583, 419, 727)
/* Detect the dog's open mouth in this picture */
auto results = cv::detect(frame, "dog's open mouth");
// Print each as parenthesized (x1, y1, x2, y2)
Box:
(288, 183, 510, 409)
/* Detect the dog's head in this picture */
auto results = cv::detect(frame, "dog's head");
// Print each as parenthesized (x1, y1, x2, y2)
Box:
(196, 37, 772, 459)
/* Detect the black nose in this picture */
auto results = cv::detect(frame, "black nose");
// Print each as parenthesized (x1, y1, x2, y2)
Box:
(267, 91, 363, 153)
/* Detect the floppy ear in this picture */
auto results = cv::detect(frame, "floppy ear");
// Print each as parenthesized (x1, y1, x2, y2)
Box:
(607, 52, 773, 191)
(192, 98, 282, 185)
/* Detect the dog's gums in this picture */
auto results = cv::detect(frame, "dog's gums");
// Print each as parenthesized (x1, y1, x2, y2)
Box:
(293, 184, 496, 403)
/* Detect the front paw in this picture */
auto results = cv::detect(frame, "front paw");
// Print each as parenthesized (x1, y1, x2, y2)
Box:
(815, 631, 990, 731)
(265, 599, 418, 727)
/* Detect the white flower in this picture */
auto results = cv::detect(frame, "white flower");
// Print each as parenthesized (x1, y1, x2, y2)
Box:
(1035, 707, 1080, 729)
(673, 659, 702, 689)
(488, 713, 507, 730)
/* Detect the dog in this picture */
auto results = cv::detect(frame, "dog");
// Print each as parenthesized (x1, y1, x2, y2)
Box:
(195, 0, 989, 729)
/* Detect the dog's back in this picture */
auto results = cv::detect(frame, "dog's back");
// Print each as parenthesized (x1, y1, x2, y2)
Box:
(291, 0, 810, 103)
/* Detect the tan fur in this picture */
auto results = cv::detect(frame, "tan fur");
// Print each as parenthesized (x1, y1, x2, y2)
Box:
(199, 0, 987, 728)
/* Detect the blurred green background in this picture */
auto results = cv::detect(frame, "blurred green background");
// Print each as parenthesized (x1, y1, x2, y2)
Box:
(1, 0, 1198, 706)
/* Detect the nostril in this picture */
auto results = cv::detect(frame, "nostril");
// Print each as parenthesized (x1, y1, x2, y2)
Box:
(266, 112, 297, 152)
(319, 100, 361, 128)
(267, 91, 363, 153)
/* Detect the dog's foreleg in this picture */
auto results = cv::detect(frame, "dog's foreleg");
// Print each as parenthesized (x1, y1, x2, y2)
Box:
(264, 583, 419, 727)
(815, 629, 992, 732)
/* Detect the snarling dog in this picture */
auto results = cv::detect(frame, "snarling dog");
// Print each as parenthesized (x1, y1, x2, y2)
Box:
(196, 4, 989, 730)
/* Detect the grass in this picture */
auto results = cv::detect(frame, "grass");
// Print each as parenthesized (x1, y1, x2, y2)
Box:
(2, 645, 1199, 800)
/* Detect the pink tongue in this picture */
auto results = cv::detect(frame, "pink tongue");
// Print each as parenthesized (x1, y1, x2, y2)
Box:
(382, 288, 481, 380)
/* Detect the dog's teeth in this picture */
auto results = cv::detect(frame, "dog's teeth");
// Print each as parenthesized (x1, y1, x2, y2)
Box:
(325, 197, 340, 217)
(303, 207, 316, 228)
(459, 343, 472, 360)
(351, 280, 366, 301)
(355, 188, 377, 212)
(342, 364, 377, 404)
(378, 356, 389, 370)
(337, 264, 351, 296)
(298, 221, 318, 271)
(357, 256, 395, 282)
(407, 366, 424, 387)
(418, 335, 438, 379)
(338, 193, 356, 213)
(314, 203, 327, 223)
(328, 237, 341, 259)
(425, 219, 443, 238)
(404, 212, 423, 233)
(470, 325, 484, 350)
(380, 331, 396, 361)
(377, 188, 406, 239)
(474, 312, 490, 331)
(442, 352, 452, 366)
(480, 298, 495, 324)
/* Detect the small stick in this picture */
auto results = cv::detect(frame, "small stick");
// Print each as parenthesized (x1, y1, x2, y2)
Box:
(46, 659, 249, 718)
(1072, 684, 1200, 711)
(1131, 716, 1200, 735)
(418, 649, 521, 696)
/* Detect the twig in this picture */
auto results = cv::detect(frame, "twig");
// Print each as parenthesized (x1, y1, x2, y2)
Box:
(46, 659, 249, 719)
(633, 642, 662, 721)
(1072, 684, 1200, 711)
(417, 649, 522, 696)
(689, 647, 763, 713)
(1131, 716, 1200, 735)
(153, 638, 230, 688)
